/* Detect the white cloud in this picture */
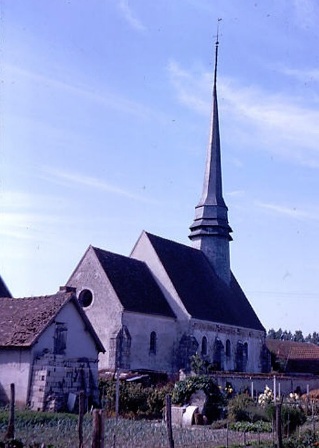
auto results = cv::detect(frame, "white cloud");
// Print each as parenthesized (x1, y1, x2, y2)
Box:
(42, 167, 156, 204)
(279, 66, 319, 83)
(168, 60, 211, 115)
(226, 190, 245, 198)
(255, 201, 319, 221)
(117, 0, 146, 32)
(4, 63, 156, 121)
(292, 0, 318, 29)
(168, 60, 319, 167)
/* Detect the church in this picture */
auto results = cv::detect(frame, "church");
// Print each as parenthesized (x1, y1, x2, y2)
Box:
(67, 42, 268, 375)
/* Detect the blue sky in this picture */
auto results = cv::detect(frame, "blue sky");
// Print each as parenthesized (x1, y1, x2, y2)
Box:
(1, 0, 319, 335)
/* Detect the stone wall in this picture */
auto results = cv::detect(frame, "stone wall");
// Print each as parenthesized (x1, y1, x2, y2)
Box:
(29, 353, 98, 412)
(199, 372, 319, 398)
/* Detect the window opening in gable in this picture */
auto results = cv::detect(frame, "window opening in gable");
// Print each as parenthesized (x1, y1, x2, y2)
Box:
(201, 336, 207, 356)
(54, 322, 67, 354)
(150, 331, 157, 355)
(79, 289, 93, 308)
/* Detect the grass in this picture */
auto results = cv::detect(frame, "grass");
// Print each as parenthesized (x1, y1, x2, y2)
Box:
(1, 409, 315, 448)
(0, 410, 273, 448)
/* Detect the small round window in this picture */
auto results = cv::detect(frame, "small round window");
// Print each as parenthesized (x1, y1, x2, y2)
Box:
(79, 289, 93, 308)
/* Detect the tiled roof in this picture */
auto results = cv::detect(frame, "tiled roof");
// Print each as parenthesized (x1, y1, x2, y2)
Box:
(92, 247, 176, 318)
(266, 339, 319, 361)
(145, 232, 264, 331)
(0, 291, 104, 351)
(0, 276, 12, 298)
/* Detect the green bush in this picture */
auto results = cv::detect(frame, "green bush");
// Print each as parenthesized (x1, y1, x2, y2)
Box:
(99, 379, 173, 418)
(172, 375, 225, 422)
(229, 420, 272, 433)
(228, 393, 262, 423)
(265, 403, 306, 435)
(283, 429, 318, 447)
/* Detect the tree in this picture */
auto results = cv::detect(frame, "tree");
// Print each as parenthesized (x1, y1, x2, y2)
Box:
(293, 330, 304, 342)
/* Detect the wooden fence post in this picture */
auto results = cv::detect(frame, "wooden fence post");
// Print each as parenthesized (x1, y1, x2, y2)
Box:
(78, 391, 85, 448)
(276, 402, 283, 448)
(5, 383, 15, 440)
(92, 409, 104, 448)
(165, 395, 174, 448)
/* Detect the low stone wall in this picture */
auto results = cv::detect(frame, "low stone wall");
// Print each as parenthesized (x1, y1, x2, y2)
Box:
(207, 372, 319, 398)
(29, 353, 98, 411)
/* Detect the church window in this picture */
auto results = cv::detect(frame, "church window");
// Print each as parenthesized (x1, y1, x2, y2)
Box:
(235, 340, 248, 372)
(226, 339, 231, 357)
(79, 289, 93, 308)
(213, 338, 224, 371)
(244, 342, 248, 359)
(54, 322, 67, 354)
(201, 336, 207, 355)
(150, 331, 157, 355)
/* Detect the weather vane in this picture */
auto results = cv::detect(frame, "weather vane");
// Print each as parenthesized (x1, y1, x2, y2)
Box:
(216, 18, 222, 47)
(213, 18, 222, 83)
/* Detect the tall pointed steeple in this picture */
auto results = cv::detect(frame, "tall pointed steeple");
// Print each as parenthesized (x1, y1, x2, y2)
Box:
(189, 37, 232, 284)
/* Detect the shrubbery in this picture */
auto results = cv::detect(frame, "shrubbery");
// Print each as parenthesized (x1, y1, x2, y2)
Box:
(99, 379, 173, 418)
(228, 393, 266, 423)
(266, 403, 306, 435)
(172, 375, 225, 422)
(227, 390, 306, 436)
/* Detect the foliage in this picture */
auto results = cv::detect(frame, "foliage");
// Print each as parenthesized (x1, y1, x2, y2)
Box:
(283, 429, 319, 447)
(227, 393, 267, 423)
(267, 328, 319, 345)
(265, 403, 307, 434)
(0, 440, 24, 448)
(172, 375, 225, 422)
(0, 410, 91, 447)
(229, 420, 272, 433)
(1, 415, 274, 448)
(99, 379, 173, 418)
(189, 354, 214, 374)
(0, 410, 78, 426)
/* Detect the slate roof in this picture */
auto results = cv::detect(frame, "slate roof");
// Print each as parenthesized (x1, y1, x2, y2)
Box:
(92, 247, 176, 318)
(0, 276, 12, 298)
(145, 232, 264, 331)
(266, 339, 319, 361)
(0, 290, 104, 351)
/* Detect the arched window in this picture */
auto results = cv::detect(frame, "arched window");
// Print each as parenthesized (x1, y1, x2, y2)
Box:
(226, 339, 231, 357)
(213, 338, 224, 371)
(150, 331, 157, 354)
(201, 336, 207, 356)
(244, 342, 248, 359)
(235, 340, 248, 372)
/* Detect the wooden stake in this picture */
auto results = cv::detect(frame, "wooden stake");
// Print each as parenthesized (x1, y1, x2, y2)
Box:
(165, 395, 174, 448)
(78, 391, 85, 448)
(5, 383, 15, 440)
(276, 403, 283, 448)
(92, 409, 104, 448)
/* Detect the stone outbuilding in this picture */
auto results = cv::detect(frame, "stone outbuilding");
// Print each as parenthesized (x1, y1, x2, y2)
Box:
(0, 288, 104, 411)
(266, 339, 319, 375)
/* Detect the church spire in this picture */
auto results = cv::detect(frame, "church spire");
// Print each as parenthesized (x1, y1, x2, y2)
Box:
(189, 35, 232, 284)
